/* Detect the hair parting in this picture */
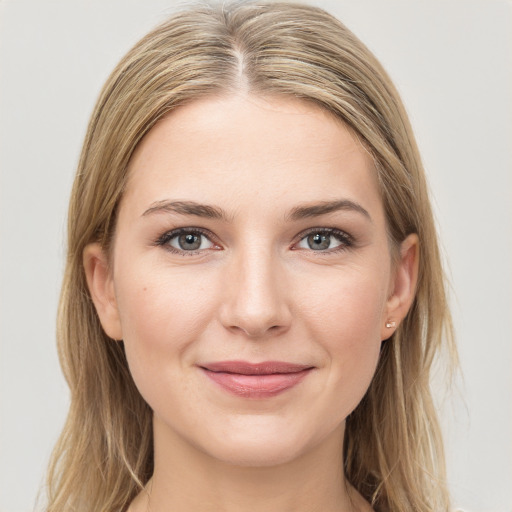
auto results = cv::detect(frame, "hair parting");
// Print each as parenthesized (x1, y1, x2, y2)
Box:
(45, 2, 457, 511)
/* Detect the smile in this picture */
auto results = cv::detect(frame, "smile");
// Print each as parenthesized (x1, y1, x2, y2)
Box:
(199, 361, 314, 399)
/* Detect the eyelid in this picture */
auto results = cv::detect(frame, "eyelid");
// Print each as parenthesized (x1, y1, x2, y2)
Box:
(154, 225, 354, 255)
(292, 227, 354, 252)
(155, 227, 222, 255)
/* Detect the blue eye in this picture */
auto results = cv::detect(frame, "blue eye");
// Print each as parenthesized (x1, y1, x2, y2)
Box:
(296, 229, 352, 251)
(157, 229, 217, 253)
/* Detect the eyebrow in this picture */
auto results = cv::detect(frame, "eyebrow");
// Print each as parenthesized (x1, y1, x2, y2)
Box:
(142, 198, 371, 222)
(142, 200, 228, 220)
(287, 199, 372, 222)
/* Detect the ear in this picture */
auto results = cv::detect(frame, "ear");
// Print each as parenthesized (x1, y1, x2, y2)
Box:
(83, 242, 123, 340)
(381, 233, 419, 340)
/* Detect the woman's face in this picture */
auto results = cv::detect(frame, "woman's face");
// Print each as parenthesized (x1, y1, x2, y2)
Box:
(85, 94, 417, 467)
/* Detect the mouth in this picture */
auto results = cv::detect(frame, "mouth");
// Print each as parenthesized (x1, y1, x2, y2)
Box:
(198, 360, 314, 399)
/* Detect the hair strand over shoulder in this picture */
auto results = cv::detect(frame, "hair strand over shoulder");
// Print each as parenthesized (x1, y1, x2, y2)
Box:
(46, 2, 457, 511)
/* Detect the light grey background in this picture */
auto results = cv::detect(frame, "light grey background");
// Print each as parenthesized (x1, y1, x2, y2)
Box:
(1, 1, 511, 511)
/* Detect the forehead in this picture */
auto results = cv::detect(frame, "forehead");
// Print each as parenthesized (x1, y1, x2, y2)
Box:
(122, 94, 383, 222)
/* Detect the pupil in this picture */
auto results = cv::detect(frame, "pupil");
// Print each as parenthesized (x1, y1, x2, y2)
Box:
(308, 233, 330, 250)
(179, 233, 201, 250)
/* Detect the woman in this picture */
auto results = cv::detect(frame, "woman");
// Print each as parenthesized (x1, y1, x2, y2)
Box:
(46, 1, 457, 511)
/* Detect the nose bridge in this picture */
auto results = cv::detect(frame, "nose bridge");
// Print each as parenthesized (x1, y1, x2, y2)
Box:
(220, 242, 291, 338)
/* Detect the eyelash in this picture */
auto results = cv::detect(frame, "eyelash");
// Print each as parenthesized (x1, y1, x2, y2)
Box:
(294, 227, 354, 254)
(155, 227, 218, 256)
(154, 227, 354, 255)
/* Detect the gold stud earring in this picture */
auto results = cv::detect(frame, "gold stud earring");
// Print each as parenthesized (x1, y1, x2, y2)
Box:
(385, 321, 396, 328)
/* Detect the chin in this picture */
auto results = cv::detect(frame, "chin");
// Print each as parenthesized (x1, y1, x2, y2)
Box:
(205, 437, 309, 468)
(192, 416, 340, 468)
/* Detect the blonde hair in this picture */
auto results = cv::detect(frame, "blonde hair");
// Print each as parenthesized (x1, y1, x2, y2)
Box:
(46, 2, 457, 511)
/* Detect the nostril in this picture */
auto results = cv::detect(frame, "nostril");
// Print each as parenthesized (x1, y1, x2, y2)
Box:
(226, 322, 288, 339)
(217, 274, 292, 337)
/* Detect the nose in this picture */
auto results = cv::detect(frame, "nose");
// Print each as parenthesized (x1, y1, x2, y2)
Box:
(218, 246, 292, 339)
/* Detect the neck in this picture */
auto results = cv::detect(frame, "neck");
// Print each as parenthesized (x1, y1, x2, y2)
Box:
(129, 417, 370, 512)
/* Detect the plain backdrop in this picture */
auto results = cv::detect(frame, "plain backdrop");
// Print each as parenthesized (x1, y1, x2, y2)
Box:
(0, 1, 511, 511)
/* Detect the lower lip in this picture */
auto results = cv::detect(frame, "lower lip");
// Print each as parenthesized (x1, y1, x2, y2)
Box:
(201, 368, 312, 398)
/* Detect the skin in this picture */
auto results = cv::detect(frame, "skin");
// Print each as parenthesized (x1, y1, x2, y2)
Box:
(84, 94, 418, 512)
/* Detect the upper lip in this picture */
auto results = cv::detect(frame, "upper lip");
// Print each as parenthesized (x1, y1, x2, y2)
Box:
(199, 360, 313, 375)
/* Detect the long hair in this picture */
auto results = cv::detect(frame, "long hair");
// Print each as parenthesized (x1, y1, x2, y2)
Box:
(46, 2, 457, 511)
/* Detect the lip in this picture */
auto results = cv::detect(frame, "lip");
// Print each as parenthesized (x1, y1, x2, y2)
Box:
(199, 360, 314, 399)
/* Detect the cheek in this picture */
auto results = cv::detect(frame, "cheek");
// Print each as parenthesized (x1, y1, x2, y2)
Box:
(297, 268, 387, 409)
(113, 262, 218, 396)
(299, 265, 387, 341)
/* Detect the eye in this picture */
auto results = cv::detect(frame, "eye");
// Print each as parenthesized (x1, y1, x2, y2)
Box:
(295, 229, 352, 252)
(156, 228, 219, 254)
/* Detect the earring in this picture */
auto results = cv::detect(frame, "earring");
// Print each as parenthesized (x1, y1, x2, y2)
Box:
(385, 321, 396, 328)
